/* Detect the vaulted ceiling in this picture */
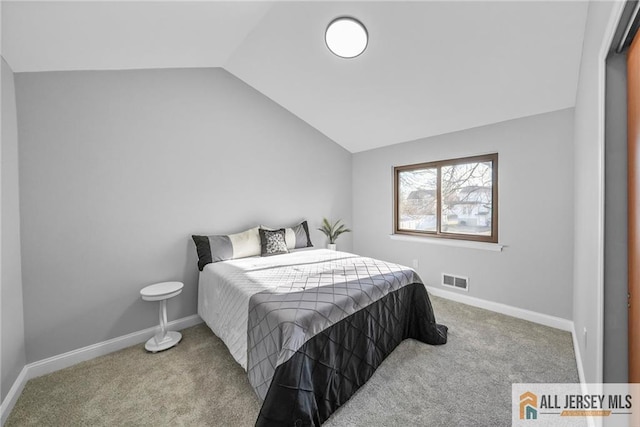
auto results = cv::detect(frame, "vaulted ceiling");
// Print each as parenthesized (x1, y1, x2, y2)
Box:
(2, 1, 589, 153)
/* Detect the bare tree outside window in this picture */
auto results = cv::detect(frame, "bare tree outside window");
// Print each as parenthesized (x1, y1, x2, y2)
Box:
(394, 154, 498, 243)
(398, 168, 437, 232)
(441, 161, 493, 236)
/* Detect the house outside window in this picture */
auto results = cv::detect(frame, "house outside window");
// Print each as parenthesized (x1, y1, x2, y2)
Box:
(394, 153, 498, 243)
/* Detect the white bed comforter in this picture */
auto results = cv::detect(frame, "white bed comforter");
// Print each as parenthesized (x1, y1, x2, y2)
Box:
(197, 248, 340, 370)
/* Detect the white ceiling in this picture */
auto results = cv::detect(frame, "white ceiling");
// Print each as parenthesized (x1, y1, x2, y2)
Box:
(1, 2, 272, 71)
(1, 1, 589, 153)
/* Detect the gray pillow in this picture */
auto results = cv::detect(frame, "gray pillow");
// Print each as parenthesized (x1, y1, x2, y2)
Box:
(192, 226, 261, 270)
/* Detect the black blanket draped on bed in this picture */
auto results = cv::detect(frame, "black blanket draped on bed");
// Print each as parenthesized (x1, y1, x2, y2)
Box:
(254, 282, 447, 426)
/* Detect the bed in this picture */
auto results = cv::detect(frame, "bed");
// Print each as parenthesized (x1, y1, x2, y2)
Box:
(197, 248, 447, 426)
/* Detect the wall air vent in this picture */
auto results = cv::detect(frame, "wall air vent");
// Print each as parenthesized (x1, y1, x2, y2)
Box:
(442, 273, 469, 291)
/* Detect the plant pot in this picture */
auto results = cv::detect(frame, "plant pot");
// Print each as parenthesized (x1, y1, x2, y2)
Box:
(327, 243, 337, 251)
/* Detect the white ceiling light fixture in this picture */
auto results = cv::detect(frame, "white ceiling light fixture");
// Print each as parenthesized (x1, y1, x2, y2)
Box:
(325, 17, 368, 59)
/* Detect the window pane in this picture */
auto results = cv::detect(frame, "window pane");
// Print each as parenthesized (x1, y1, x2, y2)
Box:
(398, 168, 437, 232)
(441, 161, 493, 236)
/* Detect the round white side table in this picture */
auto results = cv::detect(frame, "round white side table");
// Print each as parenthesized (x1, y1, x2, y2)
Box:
(140, 281, 184, 352)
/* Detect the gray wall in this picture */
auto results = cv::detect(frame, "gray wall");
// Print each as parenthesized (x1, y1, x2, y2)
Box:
(572, 0, 620, 384)
(15, 67, 352, 363)
(352, 109, 575, 320)
(1, 57, 27, 401)
(604, 52, 628, 383)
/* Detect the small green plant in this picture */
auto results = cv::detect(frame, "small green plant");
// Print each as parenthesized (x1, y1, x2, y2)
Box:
(318, 218, 351, 244)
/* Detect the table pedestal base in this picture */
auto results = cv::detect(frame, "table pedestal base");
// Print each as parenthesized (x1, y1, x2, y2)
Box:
(145, 330, 182, 352)
(144, 298, 182, 352)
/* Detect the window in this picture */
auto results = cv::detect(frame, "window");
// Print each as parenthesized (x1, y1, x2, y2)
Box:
(394, 153, 498, 243)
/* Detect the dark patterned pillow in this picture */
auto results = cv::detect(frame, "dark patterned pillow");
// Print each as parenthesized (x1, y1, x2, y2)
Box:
(260, 220, 313, 249)
(259, 228, 289, 257)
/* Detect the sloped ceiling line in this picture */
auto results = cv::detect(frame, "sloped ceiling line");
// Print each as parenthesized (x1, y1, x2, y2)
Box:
(2, 1, 589, 153)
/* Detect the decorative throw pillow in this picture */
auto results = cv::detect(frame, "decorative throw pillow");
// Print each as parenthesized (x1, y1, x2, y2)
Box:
(192, 226, 261, 271)
(259, 228, 289, 257)
(260, 220, 313, 249)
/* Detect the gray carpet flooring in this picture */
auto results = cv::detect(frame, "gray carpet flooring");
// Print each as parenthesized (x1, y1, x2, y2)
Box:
(6, 295, 578, 426)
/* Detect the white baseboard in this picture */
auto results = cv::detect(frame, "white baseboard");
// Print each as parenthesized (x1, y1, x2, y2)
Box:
(0, 314, 202, 426)
(571, 323, 593, 427)
(571, 324, 586, 385)
(0, 367, 27, 426)
(26, 314, 202, 379)
(426, 285, 573, 331)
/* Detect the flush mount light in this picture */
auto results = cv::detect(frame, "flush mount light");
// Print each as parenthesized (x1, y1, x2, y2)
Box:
(325, 17, 368, 59)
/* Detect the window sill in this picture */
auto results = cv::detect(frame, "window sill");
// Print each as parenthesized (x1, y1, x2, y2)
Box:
(389, 234, 504, 252)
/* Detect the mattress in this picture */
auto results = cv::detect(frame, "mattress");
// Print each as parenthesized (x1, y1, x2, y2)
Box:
(197, 248, 447, 425)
